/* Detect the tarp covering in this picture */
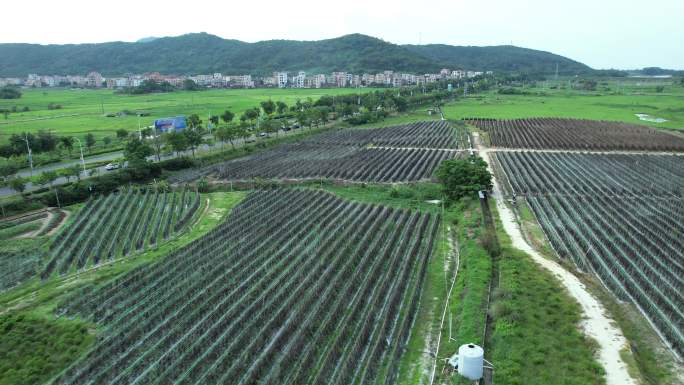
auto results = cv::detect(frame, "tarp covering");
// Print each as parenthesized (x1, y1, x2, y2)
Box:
(154, 116, 187, 133)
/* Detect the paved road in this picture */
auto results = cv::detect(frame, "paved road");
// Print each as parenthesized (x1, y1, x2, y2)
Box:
(1, 128, 304, 198)
(13, 151, 126, 179)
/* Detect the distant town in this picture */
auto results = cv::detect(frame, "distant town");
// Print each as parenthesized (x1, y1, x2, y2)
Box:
(0, 69, 492, 89)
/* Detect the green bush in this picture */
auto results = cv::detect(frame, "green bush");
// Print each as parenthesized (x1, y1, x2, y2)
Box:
(0, 313, 93, 385)
(436, 156, 492, 202)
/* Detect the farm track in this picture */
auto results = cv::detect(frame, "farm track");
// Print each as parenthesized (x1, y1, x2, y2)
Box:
(478, 141, 638, 385)
(488, 147, 684, 156)
(492, 150, 684, 358)
(51, 189, 440, 385)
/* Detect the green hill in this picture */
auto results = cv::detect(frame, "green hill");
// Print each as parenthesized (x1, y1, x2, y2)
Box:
(0, 33, 592, 77)
(403, 44, 590, 75)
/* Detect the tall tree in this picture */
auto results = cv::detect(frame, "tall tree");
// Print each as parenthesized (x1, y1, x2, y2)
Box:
(215, 125, 240, 149)
(164, 131, 188, 156)
(221, 110, 235, 124)
(238, 122, 252, 143)
(436, 156, 492, 202)
(37, 170, 60, 207)
(241, 108, 259, 129)
(296, 111, 309, 130)
(67, 164, 82, 182)
(183, 129, 203, 158)
(116, 129, 129, 140)
(124, 137, 153, 162)
(208, 115, 219, 128)
(0, 86, 22, 99)
(187, 114, 202, 129)
(59, 136, 75, 155)
(260, 100, 276, 116)
(276, 101, 288, 115)
(8, 177, 27, 197)
(84, 133, 96, 152)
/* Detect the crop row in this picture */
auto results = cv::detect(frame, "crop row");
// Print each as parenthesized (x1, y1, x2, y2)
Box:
(42, 188, 200, 278)
(469, 118, 684, 151)
(495, 151, 684, 197)
(52, 189, 439, 385)
(0, 249, 40, 292)
(494, 151, 684, 356)
(0, 211, 47, 230)
(214, 146, 459, 182)
(304, 120, 463, 149)
(169, 120, 463, 184)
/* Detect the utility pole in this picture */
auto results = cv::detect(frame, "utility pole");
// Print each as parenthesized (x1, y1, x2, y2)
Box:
(24, 134, 33, 176)
(138, 115, 142, 140)
(74, 137, 86, 173)
(555, 63, 559, 82)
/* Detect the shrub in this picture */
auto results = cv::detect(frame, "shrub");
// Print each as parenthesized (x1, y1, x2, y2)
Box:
(436, 156, 492, 202)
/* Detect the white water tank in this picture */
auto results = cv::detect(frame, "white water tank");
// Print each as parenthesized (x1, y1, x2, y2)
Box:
(458, 343, 484, 380)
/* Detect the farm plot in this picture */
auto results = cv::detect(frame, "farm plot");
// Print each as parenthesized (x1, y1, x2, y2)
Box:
(0, 211, 48, 240)
(42, 188, 200, 278)
(493, 151, 684, 357)
(469, 118, 684, 151)
(305, 120, 463, 148)
(0, 249, 41, 292)
(174, 121, 463, 183)
(214, 145, 459, 182)
(53, 189, 439, 385)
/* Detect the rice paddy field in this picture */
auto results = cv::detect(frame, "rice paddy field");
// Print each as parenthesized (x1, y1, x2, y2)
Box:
(0, 87, 375, 142)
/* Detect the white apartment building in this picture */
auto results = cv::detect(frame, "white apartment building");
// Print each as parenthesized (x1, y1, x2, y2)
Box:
(274, 72, 288, 88)
(293, 71, 306, 88)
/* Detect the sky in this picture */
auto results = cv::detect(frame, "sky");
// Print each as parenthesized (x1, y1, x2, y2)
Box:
(1, 0, 682, 70)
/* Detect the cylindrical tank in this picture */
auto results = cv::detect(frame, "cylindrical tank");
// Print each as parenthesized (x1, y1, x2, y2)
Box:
(457, 343, 484, 380)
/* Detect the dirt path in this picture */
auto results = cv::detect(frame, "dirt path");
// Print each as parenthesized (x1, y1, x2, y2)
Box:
(476, 137, 638, 385)
(46, 209, 70, 236)
(488, 147, 684, 156)
(32, 210, 55, 236)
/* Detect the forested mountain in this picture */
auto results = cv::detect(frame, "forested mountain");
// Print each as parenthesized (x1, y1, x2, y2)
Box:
(403, 44, 590, 75)
(0, 33, 592, 77)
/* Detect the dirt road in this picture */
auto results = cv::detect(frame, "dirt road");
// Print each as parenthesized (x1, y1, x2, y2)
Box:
(476, 134, 638, 385)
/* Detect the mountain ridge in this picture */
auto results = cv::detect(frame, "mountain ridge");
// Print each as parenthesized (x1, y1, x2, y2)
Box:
(0, 32, 592, 77)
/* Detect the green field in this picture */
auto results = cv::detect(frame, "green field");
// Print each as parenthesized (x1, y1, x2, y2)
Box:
(443, 82, 684, 130)
(0, 88, 374, 142)
(2, 80, 682, 146)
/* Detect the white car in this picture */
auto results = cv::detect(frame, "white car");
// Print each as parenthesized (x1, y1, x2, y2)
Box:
(105, 163, 120, 171)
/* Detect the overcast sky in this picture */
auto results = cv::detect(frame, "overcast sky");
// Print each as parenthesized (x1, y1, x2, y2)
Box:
(2, 0, 682, 69)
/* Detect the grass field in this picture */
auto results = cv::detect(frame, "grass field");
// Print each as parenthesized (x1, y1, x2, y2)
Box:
(443, 85, 684, 130)
(0, 88, 375, 142)
(2, 80, 681, 146)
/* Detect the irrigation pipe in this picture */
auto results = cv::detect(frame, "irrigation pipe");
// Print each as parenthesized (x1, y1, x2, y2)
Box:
(428, 227, 460, 385)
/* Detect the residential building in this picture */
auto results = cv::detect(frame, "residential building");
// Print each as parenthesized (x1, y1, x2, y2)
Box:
(86, 71, 104, 87)
(274, 72, 288, 88)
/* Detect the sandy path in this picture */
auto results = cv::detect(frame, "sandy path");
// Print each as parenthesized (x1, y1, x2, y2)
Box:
(488, 147, 684, 156)
(476, 136, 637, 385)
